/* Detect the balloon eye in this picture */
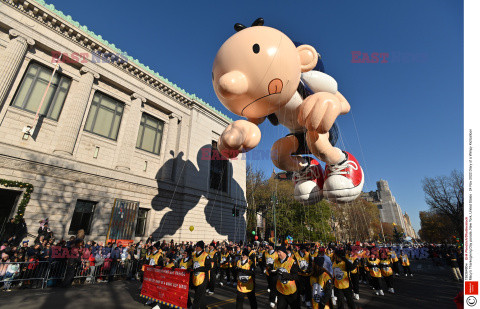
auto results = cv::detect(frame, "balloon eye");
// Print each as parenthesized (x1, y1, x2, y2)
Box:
(252, 44, 260, 54)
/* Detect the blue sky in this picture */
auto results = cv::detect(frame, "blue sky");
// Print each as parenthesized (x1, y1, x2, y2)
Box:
(44, 0, 463, 232)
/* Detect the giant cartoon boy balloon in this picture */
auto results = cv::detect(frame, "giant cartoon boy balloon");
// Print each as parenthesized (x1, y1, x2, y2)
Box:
(212, 18, 364, 204)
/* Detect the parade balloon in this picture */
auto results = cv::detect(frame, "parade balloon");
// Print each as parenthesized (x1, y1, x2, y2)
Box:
(189, 226, 194, 232)
(211, 17, 365, 206)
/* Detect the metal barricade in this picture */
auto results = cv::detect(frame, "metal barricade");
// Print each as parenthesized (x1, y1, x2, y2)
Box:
(0, 261, 50, 289)
(0, 258, 143, 290)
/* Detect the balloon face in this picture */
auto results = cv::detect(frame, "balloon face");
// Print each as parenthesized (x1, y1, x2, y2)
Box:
(212, 26, 302, 119)
(189, 226, 194, 232)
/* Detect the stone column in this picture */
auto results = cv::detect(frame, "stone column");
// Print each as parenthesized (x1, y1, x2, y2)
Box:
(54, 66, 99, 155)
(162, 114, 181, 180)
(0, 29, 35, 107)
(114, 93, 146, 171)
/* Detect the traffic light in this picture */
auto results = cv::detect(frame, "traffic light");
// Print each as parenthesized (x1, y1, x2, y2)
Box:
(232, 207, 235, 217)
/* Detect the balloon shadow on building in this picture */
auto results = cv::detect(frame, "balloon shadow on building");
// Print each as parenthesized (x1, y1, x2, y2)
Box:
(151, 145, 246, 241)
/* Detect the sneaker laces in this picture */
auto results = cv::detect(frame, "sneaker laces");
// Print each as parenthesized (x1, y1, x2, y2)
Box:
(293, 162, 321, 182)
(327, 155, 358, 176)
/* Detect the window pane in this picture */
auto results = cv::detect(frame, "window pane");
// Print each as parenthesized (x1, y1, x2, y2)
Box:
(101, 96, 118, 111)
(145, 116, 157, 128)
(23, 80, 47, 112)
(38, 68, 52, 81)
(50, 89, 67, 120)
(92, 107, 115, 137)
(27, 64, 39, 76)
(11, 63, 71, 121)
(84, 93, 123, 140)
(69, 200, 95, 235)
(142, 125, 157, 153)
(111, 114, 121, 140)
(12, 75, 34, 108)
(84, 105, 97, 132)
(69, 212, 82, 233)
(38, 85, 58, 115)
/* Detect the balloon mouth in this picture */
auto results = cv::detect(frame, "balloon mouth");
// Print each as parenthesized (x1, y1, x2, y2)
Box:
(240, 79, 287, 117)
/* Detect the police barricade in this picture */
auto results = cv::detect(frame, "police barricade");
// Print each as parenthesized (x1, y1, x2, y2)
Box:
(43, 260, 67, 287)
(0, 261, 50, 289)
(0, 258, 144, 290)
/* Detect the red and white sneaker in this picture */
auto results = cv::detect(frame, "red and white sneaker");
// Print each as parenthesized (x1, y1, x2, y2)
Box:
(323, 151, 364, 203)
(293, 157, 324, 205)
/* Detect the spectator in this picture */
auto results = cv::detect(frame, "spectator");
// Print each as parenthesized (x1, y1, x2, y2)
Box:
(3, 218, 16, 243)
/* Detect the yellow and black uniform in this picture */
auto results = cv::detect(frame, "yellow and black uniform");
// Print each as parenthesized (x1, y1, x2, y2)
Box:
(219, 251, 232, 284)
(164, 261, 175, 269)
(400, 252, 412, 275)
(346, 254, 360, 295)
(263, 249, 278, 304)
(332, 252, 357, 309)
(389, 250, 400, 275)
(379, 258, 394, 290)
(249, 250, 257, 267)
(191, 249, 211, 309)
(294, 250, 312, 305)
(310, 271, 333, 309)
(207, 248, 219, 293)
(367, 258, 382, 291)
(146, 249, 163, 267)
(235, 255, 258, 309)
(179, 256, 193, 270)
(274, 254, 301, 309)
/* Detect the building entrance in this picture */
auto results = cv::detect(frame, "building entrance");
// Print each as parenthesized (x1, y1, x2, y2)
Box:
(0, 188, 21, 239)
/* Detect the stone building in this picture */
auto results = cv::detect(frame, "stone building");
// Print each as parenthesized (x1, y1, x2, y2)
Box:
(0, 0, 246, 243)
(361, 179, 416, 239)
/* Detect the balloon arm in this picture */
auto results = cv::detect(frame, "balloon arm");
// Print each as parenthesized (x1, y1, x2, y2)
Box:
(218, 120, 261, 157)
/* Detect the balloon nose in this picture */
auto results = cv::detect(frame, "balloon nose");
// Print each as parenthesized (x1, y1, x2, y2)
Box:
(218, 71, 248, 97)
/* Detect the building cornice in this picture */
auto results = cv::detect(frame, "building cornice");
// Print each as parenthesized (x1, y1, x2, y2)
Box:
(2, 0, 232, 124)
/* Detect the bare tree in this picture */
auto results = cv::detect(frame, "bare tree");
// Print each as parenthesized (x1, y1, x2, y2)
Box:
(422, 170, 463, 236)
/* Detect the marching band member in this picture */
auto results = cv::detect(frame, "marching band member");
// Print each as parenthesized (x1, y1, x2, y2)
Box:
(310, 257, 333, 309)
(274, 246, 301, 309)
(263, 242, 279, 308)
(367, 252, 383, 296)
(332, 248, 357, 309)
(379, 252, 395, 293)
(294, 244, 312, 308)
(191, 241, 211, 309)
(235, 249, 258, 309)
(207, 242, 219, 295)
(400, 250, 413, 277)
(388, 248, 400, 276)
(219, 246, 232, 286)
(346, 249, 360, 300)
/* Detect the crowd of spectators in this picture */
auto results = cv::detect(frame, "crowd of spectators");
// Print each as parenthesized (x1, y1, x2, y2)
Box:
(0, 218, 464, 294)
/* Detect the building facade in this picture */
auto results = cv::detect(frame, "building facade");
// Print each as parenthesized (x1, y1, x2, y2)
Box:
(0, 0, 246, 243)
(362, 180, 416, 239)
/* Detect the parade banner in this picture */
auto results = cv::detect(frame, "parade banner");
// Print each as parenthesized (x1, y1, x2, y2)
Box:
(140, 266, 190, 309)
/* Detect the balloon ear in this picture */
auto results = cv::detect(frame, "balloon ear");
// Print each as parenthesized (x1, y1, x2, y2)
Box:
(297, 45, 318, 73)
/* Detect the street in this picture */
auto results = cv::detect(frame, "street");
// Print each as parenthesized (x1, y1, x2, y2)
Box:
(0, 261, 462, 309)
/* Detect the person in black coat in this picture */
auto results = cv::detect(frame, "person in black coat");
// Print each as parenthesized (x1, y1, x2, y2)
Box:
(3, 218, 16, 243)
(61, 239, 83, 288)
(13, 218, 28, 246)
